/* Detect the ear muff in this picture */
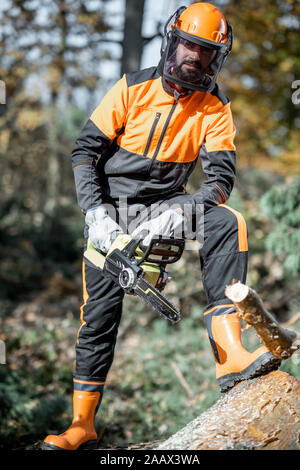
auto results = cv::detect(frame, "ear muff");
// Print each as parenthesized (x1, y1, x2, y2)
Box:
(160, 6, 187, 57)
(222, 21, 233, 63)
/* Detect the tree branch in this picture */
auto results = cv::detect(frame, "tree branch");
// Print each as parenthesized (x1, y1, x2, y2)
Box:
(225, 282, 300, 359)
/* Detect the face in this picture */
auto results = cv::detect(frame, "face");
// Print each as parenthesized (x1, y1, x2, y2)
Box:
(173, 38, 217, 83)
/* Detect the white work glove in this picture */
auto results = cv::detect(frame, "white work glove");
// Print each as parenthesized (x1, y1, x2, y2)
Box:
(85, 206, 122, 253)
(131, 208, 185, 247)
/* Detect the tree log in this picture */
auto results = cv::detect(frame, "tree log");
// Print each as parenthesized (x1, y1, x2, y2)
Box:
(101, 372, 300, 451)
(152, 371, 300, 450)
(225, 282, 300, 360)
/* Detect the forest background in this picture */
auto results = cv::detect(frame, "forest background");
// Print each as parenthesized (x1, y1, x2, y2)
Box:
(0, 0, 299, 450)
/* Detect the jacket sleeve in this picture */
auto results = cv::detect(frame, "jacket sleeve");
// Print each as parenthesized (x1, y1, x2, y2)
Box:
(165, 101, 236, 219)
(71, 75, 128, 214)
(193, 101, 236, 212)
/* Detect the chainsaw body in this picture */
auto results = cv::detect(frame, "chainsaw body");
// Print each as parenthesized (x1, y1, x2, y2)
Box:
(83, 234, 185, 324)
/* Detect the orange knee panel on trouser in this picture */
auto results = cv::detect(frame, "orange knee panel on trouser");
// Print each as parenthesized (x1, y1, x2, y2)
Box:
(43, 390, 101, 450)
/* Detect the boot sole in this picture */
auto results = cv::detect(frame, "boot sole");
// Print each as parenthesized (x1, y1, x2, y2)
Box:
(42, 440, 98, 450)
(217, 352, 281, 393)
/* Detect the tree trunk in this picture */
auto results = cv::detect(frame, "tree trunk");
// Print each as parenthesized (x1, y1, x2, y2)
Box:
(154, 371, 300, 450)
(45, 0, 68, 216)
(121, 0, 146, 75)
(45, 101, 60, 215)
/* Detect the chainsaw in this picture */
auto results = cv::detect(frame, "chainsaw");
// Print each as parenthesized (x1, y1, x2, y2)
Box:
(83, 234, 185, 324)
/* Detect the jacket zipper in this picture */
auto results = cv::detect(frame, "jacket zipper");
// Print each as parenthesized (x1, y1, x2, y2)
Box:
(143, 112, 161, 157)
(148, 96, 179, 173)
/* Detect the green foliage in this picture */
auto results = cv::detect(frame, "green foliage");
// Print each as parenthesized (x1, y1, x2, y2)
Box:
(260, 178, 300, 277)
(0, 328, 74, 450)
(0, 208, 84, 300)
(57, 106, 86, 141)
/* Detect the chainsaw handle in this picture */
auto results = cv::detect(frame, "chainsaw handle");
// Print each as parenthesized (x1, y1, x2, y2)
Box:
(121, 232, 185, 266)
(138, 237, 185, 265)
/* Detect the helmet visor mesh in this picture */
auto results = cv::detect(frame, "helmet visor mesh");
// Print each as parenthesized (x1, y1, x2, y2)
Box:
(163, 31, 225, 91)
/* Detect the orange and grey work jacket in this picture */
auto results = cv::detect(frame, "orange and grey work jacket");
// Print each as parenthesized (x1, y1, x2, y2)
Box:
(71, 66, 236, 215)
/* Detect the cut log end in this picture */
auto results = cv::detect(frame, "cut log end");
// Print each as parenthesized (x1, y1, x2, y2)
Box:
(225, 282, 249, 303)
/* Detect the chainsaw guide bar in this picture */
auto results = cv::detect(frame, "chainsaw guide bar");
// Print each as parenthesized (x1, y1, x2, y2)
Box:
(84, 235, 184, 324)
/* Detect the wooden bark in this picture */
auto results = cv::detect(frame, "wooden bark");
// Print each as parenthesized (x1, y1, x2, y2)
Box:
(225, 282, 300, 359)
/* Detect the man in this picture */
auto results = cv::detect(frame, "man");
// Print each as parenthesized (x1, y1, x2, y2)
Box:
(43, 3, 280, 450)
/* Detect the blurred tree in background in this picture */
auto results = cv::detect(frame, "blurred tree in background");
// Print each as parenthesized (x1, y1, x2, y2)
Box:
(0, 0, 299, 450)
(222, 0, 300, 173)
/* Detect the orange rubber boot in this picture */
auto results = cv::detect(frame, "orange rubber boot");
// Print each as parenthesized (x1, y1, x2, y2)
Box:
(42, 390, 100, 450)
(205, 307, 281, 393)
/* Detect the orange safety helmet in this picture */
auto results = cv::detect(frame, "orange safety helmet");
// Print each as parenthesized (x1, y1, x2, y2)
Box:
(159, 3, 233, 93)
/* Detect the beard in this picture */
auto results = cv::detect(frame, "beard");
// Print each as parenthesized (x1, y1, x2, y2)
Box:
(166, 49, 206, 84)
(173, 60, 205, 83)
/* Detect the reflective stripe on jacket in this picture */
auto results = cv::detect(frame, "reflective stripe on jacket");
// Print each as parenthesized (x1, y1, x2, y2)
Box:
(71, 66, 236, 214)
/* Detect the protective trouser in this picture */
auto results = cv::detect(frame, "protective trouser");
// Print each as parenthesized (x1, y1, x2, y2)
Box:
(74, 203, 248, 387)
(201, 206, 280, 392)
